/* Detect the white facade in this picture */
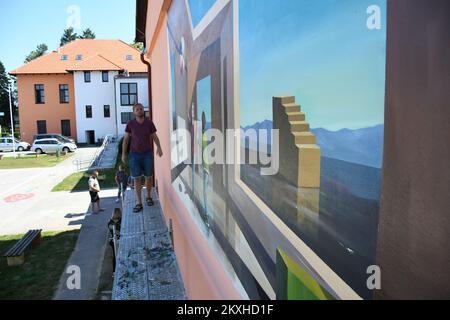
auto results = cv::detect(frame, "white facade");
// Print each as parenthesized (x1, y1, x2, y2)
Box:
(115, 76, 149, 138)
(73, 71, 149, 144)
(74, 71, 119, 144)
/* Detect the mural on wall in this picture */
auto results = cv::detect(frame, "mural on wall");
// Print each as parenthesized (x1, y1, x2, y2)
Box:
(168, 0, 386, 300)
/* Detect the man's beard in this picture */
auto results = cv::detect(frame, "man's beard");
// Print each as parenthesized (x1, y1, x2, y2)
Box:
(136, 113, 145, 119)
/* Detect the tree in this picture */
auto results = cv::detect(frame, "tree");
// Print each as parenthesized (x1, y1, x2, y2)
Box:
(131, 41, 144, 52)
(60, 27, 78, 46)
(78, 28, 96, 39)
(0, 61, 12, 131)
(24, 44, 48, 63)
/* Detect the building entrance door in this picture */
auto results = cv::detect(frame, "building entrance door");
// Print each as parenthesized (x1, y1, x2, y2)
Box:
(86, 130, 95, 145)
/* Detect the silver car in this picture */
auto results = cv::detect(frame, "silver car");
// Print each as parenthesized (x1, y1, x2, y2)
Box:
(32, 138, 77, 154)
(0, 137, 31, 152)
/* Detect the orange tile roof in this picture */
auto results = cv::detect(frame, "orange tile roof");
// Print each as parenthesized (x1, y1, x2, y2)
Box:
(67, 54, 123, 71)
(10, 39, 147, 75)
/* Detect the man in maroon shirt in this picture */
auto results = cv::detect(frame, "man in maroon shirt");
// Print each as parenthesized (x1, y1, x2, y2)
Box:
(122, 103, 163, 213)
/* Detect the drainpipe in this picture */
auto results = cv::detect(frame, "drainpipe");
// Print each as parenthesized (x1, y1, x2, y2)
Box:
(113, 73, 119, 139)
(140, 50, 155, 188)
(140, 51, 153, 121)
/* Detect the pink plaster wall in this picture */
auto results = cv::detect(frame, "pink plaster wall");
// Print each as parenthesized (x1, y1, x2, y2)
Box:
(146, 11, 243, 300)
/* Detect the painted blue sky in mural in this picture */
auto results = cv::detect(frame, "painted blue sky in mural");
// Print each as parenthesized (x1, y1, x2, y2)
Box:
(197, 76, 213, 128)
(239, 0, 387, 130)
(188, 0, 217, 27)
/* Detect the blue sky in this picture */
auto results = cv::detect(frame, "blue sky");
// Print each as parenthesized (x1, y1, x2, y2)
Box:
(239, 0, 387, 130)
(0, 0, 136, 72)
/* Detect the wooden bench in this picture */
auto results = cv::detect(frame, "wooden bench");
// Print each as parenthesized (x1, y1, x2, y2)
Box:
(3, 229, 42, 266)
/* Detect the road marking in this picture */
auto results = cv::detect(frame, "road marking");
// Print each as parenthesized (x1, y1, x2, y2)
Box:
(4, 193, 35, 203)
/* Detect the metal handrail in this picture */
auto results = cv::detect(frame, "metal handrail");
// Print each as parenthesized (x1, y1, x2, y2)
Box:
(72, 158, 93, 171)
(72, 134, 115, 171)
(90, 134, 114, 168)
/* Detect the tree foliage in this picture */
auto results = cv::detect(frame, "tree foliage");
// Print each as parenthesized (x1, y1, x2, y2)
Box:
(0, 61, 14, 130)
(24, 44, 48, 63)
(60, 27, 78, 46)
(131, 42, 144, 52)
(60, 27, 97, 46)
(79, 28, 96, 39)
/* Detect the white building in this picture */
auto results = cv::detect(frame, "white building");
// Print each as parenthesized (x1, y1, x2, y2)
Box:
(73, 69, 119, 144)
(64, 40, 149, 144)
(10, 40, 149, 144)
(115, 74, 149, 138)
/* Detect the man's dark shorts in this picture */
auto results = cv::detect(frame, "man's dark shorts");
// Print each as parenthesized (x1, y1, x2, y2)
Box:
(129, 152, 153, 178)
(90, 191, 99, 203)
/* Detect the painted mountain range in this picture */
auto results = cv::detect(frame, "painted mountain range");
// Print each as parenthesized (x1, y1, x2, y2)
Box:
(242, 121, 384, 169)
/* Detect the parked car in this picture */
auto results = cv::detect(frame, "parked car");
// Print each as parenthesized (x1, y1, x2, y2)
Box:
(32, 138, 77, 154)
(33, 134, 75, 144)
(0, 137, 31, 152)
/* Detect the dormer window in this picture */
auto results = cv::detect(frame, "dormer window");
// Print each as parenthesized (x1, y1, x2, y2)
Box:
(75, 54, 83, 61)
(61, 55, 68, 61)
(126, 54, 133, 61)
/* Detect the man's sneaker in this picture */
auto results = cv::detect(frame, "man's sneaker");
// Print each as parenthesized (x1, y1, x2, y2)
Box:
(115, 198, 120, 203)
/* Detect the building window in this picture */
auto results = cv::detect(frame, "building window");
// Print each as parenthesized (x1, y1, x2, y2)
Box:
(121, 112, 135, 124)
(102, 71, 109, 82)
(61, 55, 68, 61)
(35, 84, 45, 104)
(86, 105, 92, 118)
(37, 120, 47, 134)
(61, 120, 71, 137)
(59, 84, 69, 103)
(126, 55, 133, 61)
(120, 83, 138, 106)
(76, 54, 83, 61)
(104, 105, 111, 118)
(84, 71, 91, 83)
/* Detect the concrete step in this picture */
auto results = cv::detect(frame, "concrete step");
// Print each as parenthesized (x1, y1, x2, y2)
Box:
(274, 96, 296, 105)
(290, 121, 310, 132)
(287, 112, 306, 122)
(295, 144, 321, 151)
(282, 103, 301, 113)
(293, 132, 317, 144)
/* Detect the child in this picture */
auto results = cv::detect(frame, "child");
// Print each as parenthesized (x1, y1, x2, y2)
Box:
(115, 165, 128, 203)
(108, 208, 122, 273)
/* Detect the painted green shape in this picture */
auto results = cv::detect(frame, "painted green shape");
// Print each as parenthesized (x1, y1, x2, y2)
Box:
(287, 269, 318, 300)
(277, 248, 335, 300)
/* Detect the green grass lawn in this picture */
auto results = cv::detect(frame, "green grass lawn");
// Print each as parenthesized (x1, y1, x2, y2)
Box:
(51, 169, 118, 192)
(0, 153, 74, 169)
(0, 230, 80, 300)
(52, 140, 124, 192)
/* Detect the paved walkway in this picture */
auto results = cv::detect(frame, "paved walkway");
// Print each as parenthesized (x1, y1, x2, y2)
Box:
(96, 141, 118, 169)
(0, 147, 105, 236)
(53, 195, 118, 300)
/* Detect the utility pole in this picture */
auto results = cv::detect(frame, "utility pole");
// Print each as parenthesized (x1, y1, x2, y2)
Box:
(8, 81, 16, 158)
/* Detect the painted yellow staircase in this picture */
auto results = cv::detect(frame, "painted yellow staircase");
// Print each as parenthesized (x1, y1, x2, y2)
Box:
(273, 96, 321, 188)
